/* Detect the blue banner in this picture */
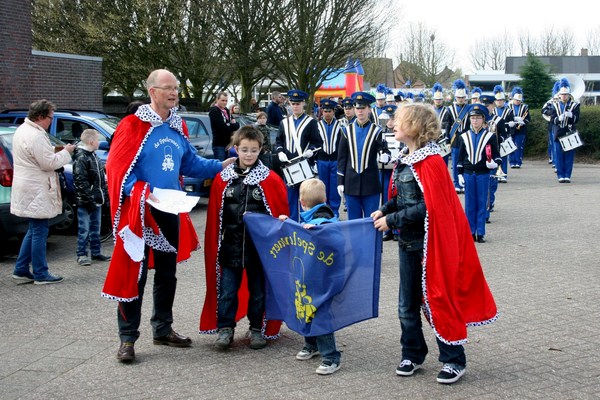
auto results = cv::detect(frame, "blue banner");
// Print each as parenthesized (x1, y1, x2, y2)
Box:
(243, 214, 382, 336)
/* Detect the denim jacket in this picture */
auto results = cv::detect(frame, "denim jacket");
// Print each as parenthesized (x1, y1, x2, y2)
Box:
(379, 162, 426, 250)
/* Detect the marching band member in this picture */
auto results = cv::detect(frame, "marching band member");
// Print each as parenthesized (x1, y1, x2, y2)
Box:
(491, 85, 515, 183)
(275, 89, 319, 221)
(386, 88, 396, 105)
(470, 87, 482, 104)
(371, 84, 387, 126)
(338, 97, 356, 127)
(448, 79, 471, 193)
(547, 78, 581, 183)
(432, 83, 451, 165)
(542, 81, 561, 167)
(315, 99, 343, 217)
(481, 95, 504, 218)
(508, 87, 530, 169)
(394, 91, 405, 107)
(405, 92, 415, 103)
(337, 92, 387, 220)
(457, 104, 501, 243)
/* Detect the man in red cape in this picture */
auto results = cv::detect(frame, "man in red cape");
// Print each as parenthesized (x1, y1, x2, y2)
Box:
(199, 162, 289, 339)
(102, 69, 234, 362)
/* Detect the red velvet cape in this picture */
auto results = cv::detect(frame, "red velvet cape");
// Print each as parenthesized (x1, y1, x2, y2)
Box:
(412, 150, 497, 344)
(101, 114, 199, 302)
(199, 166, 289, 337)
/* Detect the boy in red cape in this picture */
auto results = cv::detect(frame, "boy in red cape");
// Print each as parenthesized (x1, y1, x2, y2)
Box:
(102, 69, 234, 363)
(200, 126, 289, 349)
(372, 103, 497, 385)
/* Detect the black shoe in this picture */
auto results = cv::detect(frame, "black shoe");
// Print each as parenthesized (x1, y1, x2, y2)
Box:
(153, 330, 192, 347)
(477, 236, 486, 243)
(396, 360, 422, 376)
(486, 218, 490, 224)
(91, 254, 111, 261)
(472, 234, 476, 241)
(437, 363, 466, 384)
(382, 232, 394, 241)
(117, 342, 135, 362)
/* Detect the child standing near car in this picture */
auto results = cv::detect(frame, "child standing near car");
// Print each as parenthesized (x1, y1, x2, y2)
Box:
(279, 178, 342, 375)
(199, 125, 289, 349)
(254, 111, 272, 168)
(73, 129, 111, 266)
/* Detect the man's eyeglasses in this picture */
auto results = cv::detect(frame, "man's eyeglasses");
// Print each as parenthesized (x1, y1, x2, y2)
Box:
(153, 86, 182, 93)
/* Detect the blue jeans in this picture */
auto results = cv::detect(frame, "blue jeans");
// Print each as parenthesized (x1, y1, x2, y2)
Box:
(13, 218, 50, 280)
(213, 146, 226, 161)
(77, 205, 102, 257)
(217, 264, 266, 331)
(304, 333, 341, 364)
(398, 247, 465, 366)
(345, 193, 379, 220)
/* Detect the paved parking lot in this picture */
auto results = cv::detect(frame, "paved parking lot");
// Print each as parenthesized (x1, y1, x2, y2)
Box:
(1, 159, 599, 399)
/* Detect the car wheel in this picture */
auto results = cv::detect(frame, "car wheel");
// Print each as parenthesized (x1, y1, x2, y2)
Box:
(53, 201, 77, 234)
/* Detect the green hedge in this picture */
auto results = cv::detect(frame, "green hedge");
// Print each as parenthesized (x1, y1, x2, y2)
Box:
(525, 105, 600, 160)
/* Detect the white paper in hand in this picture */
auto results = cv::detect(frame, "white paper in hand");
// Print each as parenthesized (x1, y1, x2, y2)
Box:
(146, 188, 200, 215)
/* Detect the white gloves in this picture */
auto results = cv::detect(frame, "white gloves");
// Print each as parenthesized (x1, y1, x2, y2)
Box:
(514, 117, 523, 124)
(558, 114, 565, 122)
(337, 185, 344, 198)
(507, 121, 515, 128)
(441, 129, 446, 136)
(278, 152, 289, 163)
(458, 175, 465, 187)
(564, 111, 573, 118)
(486, 160, 498, 169)
(302, 149, 314, 158)
(377, 152, 391, 164)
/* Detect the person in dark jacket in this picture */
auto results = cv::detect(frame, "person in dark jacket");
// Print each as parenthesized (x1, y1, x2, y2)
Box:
(209, 92, 240, 161)
(201, 126, 289, 350)
(73, 129, 110, 266)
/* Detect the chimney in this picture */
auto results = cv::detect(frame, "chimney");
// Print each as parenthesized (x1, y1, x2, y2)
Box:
(580, 48, 589, 57)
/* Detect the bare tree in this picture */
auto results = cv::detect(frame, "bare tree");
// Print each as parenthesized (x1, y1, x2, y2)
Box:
(516, 29, 539, 56)
(584, 26, 600, 55)
(396, 23, 455, 86)
(469, 33, 512, 71)
(271, 0, 392, 107)
(539, 27, 576, 56)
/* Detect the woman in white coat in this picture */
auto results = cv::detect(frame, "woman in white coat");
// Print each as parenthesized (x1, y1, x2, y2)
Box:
(11, 100, 76, 285)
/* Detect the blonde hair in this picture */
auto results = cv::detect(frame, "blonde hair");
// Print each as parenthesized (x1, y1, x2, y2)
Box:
(394, 103, 440, 148)
(299, 178, 326, 208)
(80, 129, 99, 144)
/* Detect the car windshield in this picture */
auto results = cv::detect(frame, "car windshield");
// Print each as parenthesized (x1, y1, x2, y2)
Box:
(91, 116, 120, 136)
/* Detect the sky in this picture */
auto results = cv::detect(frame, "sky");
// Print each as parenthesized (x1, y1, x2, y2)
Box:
(390, 0, 598, 74)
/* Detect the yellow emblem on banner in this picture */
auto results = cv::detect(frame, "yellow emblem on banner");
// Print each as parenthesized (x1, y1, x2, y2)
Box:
(295, 280, 317, 323)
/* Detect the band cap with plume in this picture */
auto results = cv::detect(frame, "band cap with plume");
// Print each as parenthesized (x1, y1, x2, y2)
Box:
(432, 83, 444, 100)
(375, 83, 387, 100)
(558, 78, 571, 95)
(493, 85, 506, 101)
(511, 86, 524, 101)
(471, 87, 482, 99)
(453, 79, 467, 98)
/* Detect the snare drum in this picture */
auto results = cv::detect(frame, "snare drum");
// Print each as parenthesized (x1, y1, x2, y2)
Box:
(438, 142, 451, 157)
(282, 158, 316, 186)
(499, 136, 517, 158)
(559, 131, 583, 151)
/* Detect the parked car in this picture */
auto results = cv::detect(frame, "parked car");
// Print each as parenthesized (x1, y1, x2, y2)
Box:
(0, 125, 69, 242)
(0, 109, 120, 163)
(178, 111, 280, 197)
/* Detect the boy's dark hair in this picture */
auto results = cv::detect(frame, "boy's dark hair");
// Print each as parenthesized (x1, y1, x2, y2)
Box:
(231, 125, 264, 147)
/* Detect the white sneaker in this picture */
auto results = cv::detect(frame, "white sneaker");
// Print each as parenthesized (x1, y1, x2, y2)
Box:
(316, 362, 340, 375)
(296, 347, 320, 360)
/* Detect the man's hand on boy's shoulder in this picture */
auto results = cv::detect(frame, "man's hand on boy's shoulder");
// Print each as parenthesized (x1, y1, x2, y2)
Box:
(302, 223, 315, 229)
(278, 215, 289, 221)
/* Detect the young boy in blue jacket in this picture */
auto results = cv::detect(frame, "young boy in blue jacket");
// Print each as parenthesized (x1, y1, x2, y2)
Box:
(280, 178, 341, 375)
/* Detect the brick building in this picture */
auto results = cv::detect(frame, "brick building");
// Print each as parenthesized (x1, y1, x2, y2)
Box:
(0, 0, 103, 110)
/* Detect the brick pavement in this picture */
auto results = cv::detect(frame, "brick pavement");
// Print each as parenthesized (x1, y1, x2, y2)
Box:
(1, 160, 599, 399)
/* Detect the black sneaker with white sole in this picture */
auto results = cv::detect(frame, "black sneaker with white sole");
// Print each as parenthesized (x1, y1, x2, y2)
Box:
(396, 359, 421, 376)
(436, 363, 466, 384)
